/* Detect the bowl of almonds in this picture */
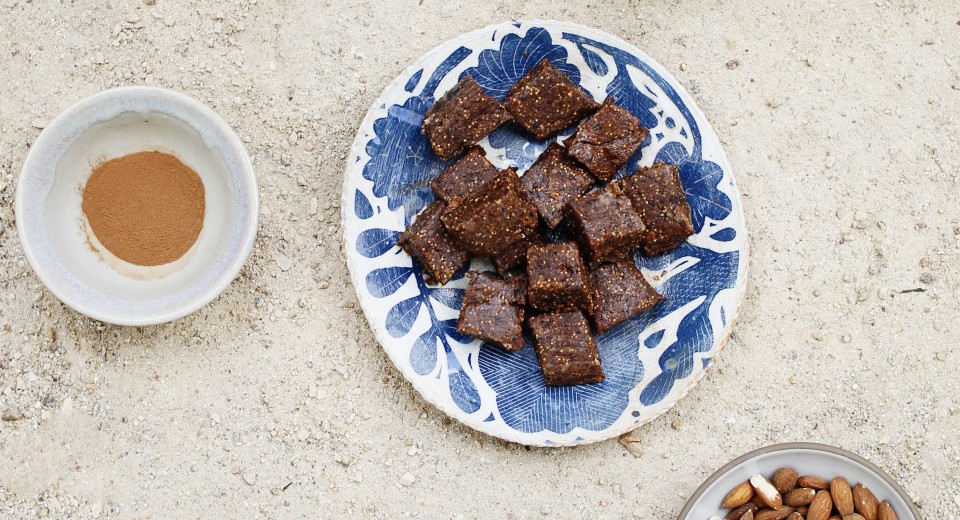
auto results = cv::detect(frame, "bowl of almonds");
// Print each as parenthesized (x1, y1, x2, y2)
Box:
(677, 443, 921, 520)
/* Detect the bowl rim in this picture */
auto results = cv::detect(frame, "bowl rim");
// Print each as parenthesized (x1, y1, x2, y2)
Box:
(676, 441, 922, 520)
(14, 86, 259, 326)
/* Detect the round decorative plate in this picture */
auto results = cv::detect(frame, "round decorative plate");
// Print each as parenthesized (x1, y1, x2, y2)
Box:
(341, 20, 748, 446)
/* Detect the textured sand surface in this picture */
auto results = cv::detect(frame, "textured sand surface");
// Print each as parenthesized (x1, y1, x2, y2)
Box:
(1, 1, 959, 518)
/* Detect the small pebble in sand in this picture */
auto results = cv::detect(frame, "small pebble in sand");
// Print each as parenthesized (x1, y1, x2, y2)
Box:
(399, 472, 416, 487)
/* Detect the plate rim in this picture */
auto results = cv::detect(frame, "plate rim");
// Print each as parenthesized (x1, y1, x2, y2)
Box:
(340, 19, 751, 446)
(676, 442, 922, 520)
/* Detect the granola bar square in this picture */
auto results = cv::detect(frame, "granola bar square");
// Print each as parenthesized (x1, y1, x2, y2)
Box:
(526, 241, 591, 312)
(440, 168, 539, 257)
(565, 184, 646, 266)
(528, 310, 604, 386)
(422, 75, 512, 161)
(397, 201, 469, 285)
(457, 272, 527, 352)
(431, 146, 500, 207)
(503, 60, 600, 141)
(564, 98, 648, 182)
(588, 261, 663, 334)
(617, 162, 695, 256)
(520, 143, 594, 228)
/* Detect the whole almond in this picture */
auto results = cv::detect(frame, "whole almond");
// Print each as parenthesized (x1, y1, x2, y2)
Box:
(755, 507, 795, 520)
(750, 474, 783, 510)
(726, 503, 759, 520)
(807, 490, 834, 520)
(853, 483, 879, 520)
(723, 481, 757, 509)
(784, 487, 817, 507)
(844, 515, 867, 520)
(771, 467, 799, 494)
(831, 477, 854, 516)
(878, 500, 899, 520)
(797, 475, 830, 490)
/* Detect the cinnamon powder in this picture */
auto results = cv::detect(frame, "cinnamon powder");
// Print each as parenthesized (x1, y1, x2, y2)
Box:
(82, 151, 205, 266)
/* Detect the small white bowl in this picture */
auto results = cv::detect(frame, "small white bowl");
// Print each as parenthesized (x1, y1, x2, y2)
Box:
(678, 442, 921, 520)
(15, 86, 258, 326)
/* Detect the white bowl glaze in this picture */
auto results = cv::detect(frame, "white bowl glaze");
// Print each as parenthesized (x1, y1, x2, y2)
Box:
(679, 443, 921, 520)
(16, 87, 258, 326)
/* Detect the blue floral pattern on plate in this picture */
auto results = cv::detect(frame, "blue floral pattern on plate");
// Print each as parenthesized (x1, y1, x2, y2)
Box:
(342, 21, 748, 446)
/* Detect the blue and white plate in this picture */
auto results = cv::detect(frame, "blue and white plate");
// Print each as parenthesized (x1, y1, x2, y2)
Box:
(341, 21, 748, 446)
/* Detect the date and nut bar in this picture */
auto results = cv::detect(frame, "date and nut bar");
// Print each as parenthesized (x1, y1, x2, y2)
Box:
(397, 200, 469, 285)
(616, 162, 695, 256)
(422, 75, 511, 161)
(528, 310, 605, 386)
(503, 60, 600, 141)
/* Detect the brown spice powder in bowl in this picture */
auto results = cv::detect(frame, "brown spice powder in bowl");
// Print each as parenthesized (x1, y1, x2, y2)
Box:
(82, 151, 205, 266)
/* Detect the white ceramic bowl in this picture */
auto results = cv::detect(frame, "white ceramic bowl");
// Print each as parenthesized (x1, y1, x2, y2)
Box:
(15, 87, 258, 326)
(678, 442, 921, 520)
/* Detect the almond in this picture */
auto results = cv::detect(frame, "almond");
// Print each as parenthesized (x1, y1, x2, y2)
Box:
(755, 507, 794, 520)
(739, 511, 755, 520)
(844, 515, 867, 520)
(807, 490, 834, 520)
(723, 481, 756, 509)
(797, 474, 830, 490)
(784, 487, 817, 507)
(878, 500, 899, 520)
(853, 483, 879, 520)
(750, 474, 783, 510)
(771, 467, 799, 495)
(786, 514, 803, 520)
(726, 503, 759, 520)
(831, 477, 855, 516)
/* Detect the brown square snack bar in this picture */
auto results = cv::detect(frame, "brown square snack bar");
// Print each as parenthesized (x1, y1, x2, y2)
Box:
(503, 59, 600, 141)
(588, 261, 663, 334)
(396, 201, 469, 285)
(526, 241, 592, 312)
(422, 75, 512, 161)
(565, 183, 647, 267)
(564, 97, 649, 182)
(528, 310, 604, 386)
(520, 143, 594, 229)
(491, 231, 541, 274)
(431, 146, 500, 207)
(616, 161, 695, 256)
(440, 168, 538, 257)
(457, 272, 527, 352)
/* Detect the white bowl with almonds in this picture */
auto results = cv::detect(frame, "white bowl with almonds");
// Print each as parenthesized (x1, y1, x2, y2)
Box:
(678, 443, 921, 520)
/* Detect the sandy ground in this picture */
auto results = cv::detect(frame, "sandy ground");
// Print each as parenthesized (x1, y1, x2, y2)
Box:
(0, 1, 959, 518)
